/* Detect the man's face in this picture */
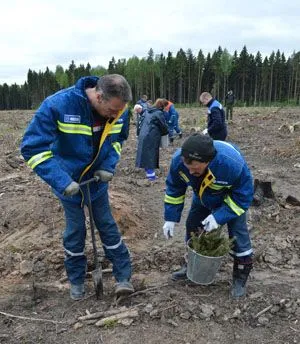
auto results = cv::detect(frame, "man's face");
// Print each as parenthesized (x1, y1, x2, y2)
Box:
(200, 97, 209, 106)
(95, 93, 126, 119)
(183, 158, 208, 177)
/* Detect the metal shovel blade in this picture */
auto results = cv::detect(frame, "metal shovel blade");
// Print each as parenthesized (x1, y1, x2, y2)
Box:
(92, 268, 103, 299)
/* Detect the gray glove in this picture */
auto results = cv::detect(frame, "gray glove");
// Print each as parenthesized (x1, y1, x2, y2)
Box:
(63, 181, 80, 196)
(94, 170, 113, 182)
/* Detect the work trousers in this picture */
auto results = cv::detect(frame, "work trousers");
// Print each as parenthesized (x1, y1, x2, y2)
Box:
(61, 192, 132, 285)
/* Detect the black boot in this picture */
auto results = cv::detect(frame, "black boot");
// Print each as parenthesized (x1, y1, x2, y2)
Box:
(231, 259, 253, 298)
(171, 264, 187, 281)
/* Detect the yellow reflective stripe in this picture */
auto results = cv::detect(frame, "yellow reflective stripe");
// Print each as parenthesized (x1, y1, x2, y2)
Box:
(109, 123, 123, 134)
(179, 171, 190, 183)
(164, 194, 185, 204)
(112, 142, 122, 155)
(224, 195, 245, 216)
(57, 120, 92, 136)
(209, 183, 232, 190)
(199, 169, 215, 198)
(27, 151, 53, 169)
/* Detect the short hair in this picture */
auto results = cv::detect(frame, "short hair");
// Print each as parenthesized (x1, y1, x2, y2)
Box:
(96, 74, 132, 102)
(141, 95, 148, 101)
(199, 92, 212, 102)
(133, 104, 143, 112)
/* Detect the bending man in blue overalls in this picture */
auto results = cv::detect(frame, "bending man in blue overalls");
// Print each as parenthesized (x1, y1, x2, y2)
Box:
(162, 134, 254, 298)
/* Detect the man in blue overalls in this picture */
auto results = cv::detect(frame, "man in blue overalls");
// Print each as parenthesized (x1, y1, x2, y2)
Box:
(163, 134, 254, 297)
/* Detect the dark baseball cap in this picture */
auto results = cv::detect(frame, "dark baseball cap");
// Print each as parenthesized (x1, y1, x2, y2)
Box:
(181, 134, 216, 162)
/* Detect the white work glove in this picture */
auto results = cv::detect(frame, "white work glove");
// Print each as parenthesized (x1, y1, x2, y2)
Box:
(94, 170, 113, 182)
(63, 181, 80, 196)
(163, 221, 175, 239)
(201, 214, 218, 232)
(202, 128, 208, 135)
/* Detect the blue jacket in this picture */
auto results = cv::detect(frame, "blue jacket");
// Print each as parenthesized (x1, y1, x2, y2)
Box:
(21, 76, 129, 203)
(164, 141, 253, 225)
(136, 99, 148, 111)
(207, 99, 227, 140)
(136, 107, 169, 169)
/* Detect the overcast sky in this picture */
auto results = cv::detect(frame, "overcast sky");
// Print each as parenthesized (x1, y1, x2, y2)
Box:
(1, 0, 300, 85)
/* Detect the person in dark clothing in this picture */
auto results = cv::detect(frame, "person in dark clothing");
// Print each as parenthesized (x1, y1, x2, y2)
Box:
(136, 99, 169, 181)
(136, 95, 148, 111)
(200, 92, 227, 141)
(225, 90, 235, 121)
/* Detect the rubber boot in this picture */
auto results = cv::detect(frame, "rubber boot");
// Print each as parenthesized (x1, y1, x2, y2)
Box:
(70, 283, 85, 300)
(171, 264, 187, 281)
(231, 259, 253, 298)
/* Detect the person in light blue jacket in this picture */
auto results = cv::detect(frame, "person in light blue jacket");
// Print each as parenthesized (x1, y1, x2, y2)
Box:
(162, 134, 254, 298)
(21, 75, 134, 300)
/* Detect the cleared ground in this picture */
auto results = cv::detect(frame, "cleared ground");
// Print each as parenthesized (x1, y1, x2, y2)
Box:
(0, 106, 299, 343)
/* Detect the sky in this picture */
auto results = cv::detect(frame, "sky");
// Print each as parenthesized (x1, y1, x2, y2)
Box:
(1, 0, 300, 85)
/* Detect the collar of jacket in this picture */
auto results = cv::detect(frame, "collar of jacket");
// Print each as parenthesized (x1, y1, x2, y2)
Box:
(75, 76, 99, 94)
(198, 168, 216, 199)
(79, 105, 127, 181)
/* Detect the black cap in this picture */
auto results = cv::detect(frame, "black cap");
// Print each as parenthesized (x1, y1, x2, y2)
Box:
(181, 134, 216, 162)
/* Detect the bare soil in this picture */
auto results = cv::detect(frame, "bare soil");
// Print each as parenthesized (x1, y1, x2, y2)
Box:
(0, 107, 299, 344)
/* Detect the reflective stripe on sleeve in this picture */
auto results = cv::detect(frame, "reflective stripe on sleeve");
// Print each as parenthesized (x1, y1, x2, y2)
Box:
(164, 194, 185, 205)
(112, 142, 122, 155)
(224, 195, 245, 216)
(57, 120, 92, 136)
(27, 151, 53, 169)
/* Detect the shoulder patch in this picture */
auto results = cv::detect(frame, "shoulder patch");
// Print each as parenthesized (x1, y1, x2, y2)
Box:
(64, 114, 81, 123)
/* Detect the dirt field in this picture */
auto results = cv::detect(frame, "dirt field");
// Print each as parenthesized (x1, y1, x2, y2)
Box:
(0, 106, 299, 344)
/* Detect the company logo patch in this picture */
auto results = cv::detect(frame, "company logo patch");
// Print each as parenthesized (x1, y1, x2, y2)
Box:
(64, 114, 81, 123)
(215, 180, 229, 185)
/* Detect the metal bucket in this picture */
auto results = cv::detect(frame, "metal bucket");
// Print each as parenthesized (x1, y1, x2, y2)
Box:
(187, 240, 224, 285)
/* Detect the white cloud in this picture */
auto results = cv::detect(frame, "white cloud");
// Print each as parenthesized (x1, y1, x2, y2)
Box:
(0, 0, 300, 84)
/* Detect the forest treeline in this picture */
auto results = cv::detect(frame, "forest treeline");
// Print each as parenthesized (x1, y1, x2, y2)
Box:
(0, 46, 300, 110)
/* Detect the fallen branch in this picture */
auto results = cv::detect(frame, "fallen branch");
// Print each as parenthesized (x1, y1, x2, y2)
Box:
(78, 306, 127, 321)
(128, 283, 169, 298)
(157, 301, 177, 313)
(254, 305, 272, 318)
(114, 283, 169, 306)
(95, 309, 139, 327)
(0, 311, 68, 325)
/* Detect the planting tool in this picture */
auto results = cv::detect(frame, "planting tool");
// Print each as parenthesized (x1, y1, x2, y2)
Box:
(79, 177, 103, 299)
